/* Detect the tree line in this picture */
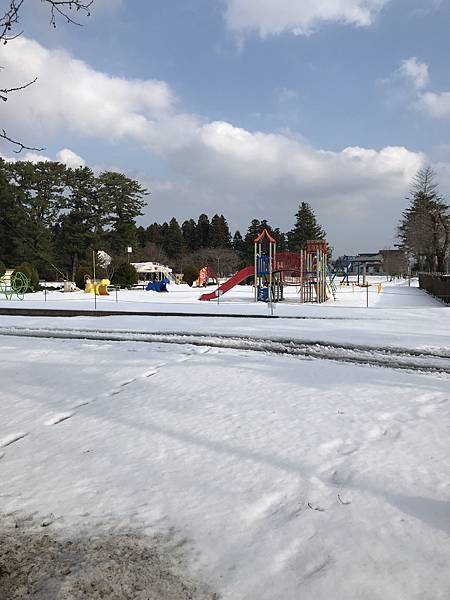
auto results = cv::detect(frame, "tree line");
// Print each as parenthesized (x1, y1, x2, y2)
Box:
(0, 159, 147, 280)
(0, 158, 327, 280)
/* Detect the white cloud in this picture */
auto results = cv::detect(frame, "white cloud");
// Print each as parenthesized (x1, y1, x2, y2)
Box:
(1, 37, 177, 144)
(417, 92, 450, 119)
(399, 57, 429, 90)
(56, 148, 86, 168)
(224, 0, 391, 37)
(0, 37, 426, 253)
(0, 148, 85, 167)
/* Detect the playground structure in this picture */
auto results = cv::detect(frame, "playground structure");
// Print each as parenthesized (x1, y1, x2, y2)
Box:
(0, 270, 30, 300)
(84, 276, 110, 295)
(200, 230, 331, 303)
(340, 255, 376, 286)
(197, 266, 217, 287)
(132, 262, 176, 285)
(146, 277, 170, 292)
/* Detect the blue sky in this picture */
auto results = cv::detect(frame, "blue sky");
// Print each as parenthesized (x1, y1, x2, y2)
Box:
(2, 0, 450, 253)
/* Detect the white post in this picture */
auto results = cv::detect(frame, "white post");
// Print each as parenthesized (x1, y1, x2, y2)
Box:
(254, 242, 258, 302)
(92, 250, 97, 311)
(269, 241, 273, 309)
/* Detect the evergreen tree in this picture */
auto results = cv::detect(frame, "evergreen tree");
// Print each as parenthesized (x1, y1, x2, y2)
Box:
(97, 171, 148, 257)
(243, 219, 262, 264)
(398, 167, 449, 272)
(232, 230, 245, 258)
(163, 218, 184, 259)
(273, 228, 287, 251)
(56, 166, 101, 278)
(197, 214, 210, 248)
(4, 160, 66, 275)
(209, 214, 232, 248)
(182, 219, 200, 252)
(146, 223, 164, 247)
(287, 202, 326, 252)
(0, 159, 24, 266)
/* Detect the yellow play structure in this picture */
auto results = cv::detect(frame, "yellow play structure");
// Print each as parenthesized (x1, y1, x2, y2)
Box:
(84, 277, 110, 296)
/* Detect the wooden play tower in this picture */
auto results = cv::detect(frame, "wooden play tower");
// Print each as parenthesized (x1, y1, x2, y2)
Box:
(254, 231, 329, 304)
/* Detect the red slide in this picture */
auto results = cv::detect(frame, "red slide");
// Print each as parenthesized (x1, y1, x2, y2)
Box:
(199, 265, 254, 301)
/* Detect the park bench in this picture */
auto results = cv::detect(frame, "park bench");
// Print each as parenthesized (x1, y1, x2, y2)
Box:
(0, 270, 31, 300)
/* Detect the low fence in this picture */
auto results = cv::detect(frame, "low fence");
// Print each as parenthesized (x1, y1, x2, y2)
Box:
(419, 273, 450, 304)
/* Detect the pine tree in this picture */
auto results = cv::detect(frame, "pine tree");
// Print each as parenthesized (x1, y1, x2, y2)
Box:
(97, 171, 148, 257)
(4, 160, 66, 276)
(398, 167, 449, 272)
(273, 228, 287, 251)
(243, 219, 262, 264)
(0, 159, 23, 266)
(232, 230, 245, 257)
(56, 166, 101, 278)
(197, 214, 210, 248)
(182, 219, 200, 252)
(287, 202, 326, 252)
(163, 218, 185, 259)
(209, 214, 232, 248)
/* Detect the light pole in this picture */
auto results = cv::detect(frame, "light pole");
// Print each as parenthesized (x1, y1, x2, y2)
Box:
(216, 255, 221, 304)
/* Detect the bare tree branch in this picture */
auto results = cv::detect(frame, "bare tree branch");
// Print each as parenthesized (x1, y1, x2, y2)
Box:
(0, 129, 44, 153)
(0, 0, 24, 43)
(0, 76, 37, 101)
(45, 0, 94, 28)
(0, 1, 94, 152)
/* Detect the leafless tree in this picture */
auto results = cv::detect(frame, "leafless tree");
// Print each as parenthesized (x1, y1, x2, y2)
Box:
(380, 249, 408, 278)
(180, 247, 240, 277)
(0, 0, 94, 152)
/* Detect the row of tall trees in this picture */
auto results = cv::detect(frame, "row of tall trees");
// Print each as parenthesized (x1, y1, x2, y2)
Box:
(0, 158, 328, 280)
(0, 159, 147, 279)
(398, 167, 450, 272)
(134, 204, 327, 275)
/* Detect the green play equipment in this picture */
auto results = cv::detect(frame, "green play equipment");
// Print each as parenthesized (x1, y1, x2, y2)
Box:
(0, 271, 31, 300)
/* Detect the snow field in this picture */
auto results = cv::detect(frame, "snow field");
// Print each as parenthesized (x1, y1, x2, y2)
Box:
(1, 334, 450, 599)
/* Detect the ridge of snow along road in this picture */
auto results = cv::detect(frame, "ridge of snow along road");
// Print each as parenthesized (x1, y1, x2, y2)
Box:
(1, 325, 449, 375)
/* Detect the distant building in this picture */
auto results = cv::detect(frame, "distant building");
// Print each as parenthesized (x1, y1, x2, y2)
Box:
(339, 250, 408, 277)
(347, 252, 383, 275)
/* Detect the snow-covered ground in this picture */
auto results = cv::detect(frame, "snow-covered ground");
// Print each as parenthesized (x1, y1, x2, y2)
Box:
(1, 278, 449, 352)
(1, 280, 449, 598)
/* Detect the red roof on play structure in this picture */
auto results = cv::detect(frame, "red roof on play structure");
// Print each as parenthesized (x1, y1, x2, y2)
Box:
(254, 228, 276, 244)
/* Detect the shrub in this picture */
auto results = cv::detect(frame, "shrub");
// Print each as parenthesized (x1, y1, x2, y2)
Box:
(75, 265, 92, 290)
(111, 261, 138, 288)
(0, 260, 6, 277)
(13, 262, 39, 293)
(182, 265, 198, 287)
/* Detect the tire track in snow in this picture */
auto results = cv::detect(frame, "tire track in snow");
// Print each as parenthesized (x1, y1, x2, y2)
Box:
(0, 326, 449, 375)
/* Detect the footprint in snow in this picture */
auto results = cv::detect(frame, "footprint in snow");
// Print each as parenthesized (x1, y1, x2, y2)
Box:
(120, 378, 136, 387)
(0, 432, 29, 448)
(143, 369, 158, 378)
(337, 443, 359, 456)
(46, 412, 76, 426)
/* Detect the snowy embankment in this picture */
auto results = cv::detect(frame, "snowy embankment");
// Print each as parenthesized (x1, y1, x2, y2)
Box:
(0, 279, 449, 352)
(0, 281, 449, 598)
